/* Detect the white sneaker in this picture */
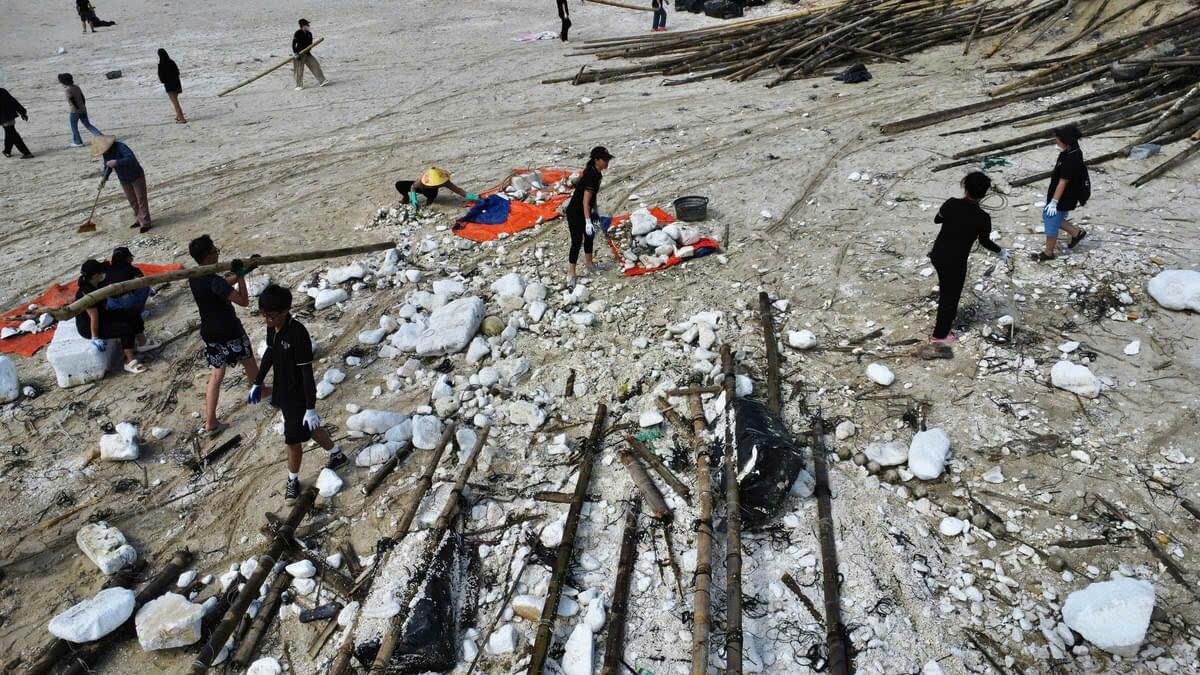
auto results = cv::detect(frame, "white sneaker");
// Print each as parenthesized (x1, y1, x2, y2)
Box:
(318, 80, 329, 87)
(70, 142, 84, 148)
(294, 85, 304, 91)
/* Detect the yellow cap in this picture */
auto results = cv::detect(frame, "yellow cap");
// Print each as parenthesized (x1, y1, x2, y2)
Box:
(90, 135, 117, 159)
(421, 167, 450, 187)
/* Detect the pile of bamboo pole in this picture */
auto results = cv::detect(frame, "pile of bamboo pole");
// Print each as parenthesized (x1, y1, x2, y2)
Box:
(547, 0, 1073, 87)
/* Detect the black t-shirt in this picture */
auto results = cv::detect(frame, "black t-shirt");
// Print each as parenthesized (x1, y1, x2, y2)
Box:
(566, 165, 601, 218)
(74, 283, 101, 337)
(259, 318, 315, 409)
(929, 198, 1000, 265)
(189, 274, 245, 343)
(1047, 148, 1086, 211)
(293, 29, 313, 54)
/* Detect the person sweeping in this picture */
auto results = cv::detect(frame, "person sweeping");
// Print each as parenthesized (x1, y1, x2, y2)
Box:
(247, 284, 346, 501)
(564, 146, 612, 290)
(927, 171, 1006, 344)
(394, 167, 479, 210)
(92, 135, 151, 231)
(1035, 124, 1089, 262)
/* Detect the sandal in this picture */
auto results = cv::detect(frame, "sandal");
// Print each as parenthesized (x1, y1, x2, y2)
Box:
(135, 339, 161, 353)
(1068, 229, 1087, 249)
(200, 421, 229, 438)
(123, 360, 147, 374)
(1031, 252, 1056, 262)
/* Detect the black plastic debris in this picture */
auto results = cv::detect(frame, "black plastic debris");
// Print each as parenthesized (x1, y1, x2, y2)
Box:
(731, 397, 805, 528)
(834, 63, 872, 84)
(104, 70, 122, 80)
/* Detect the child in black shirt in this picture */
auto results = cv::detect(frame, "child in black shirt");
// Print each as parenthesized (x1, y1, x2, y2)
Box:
(1036, 124, 1089, 261)
(248, 284, 345, 500)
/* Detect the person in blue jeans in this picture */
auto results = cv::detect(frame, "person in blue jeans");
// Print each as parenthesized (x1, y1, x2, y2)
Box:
(1036, 124, 1089, 262)
(58, 73, 104, 147)
(652, 0, 668, 31)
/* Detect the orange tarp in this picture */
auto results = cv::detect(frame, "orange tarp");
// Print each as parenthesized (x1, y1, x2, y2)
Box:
(1, 263, 183, 357)
(452, 168, 573, 243)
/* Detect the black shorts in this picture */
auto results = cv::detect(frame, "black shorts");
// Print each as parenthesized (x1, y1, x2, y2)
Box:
(204, 334, 252, 369)
(277, 402, 312, 445)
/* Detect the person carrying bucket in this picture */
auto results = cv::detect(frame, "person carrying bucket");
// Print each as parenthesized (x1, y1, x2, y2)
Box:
(394, 167, 480, 211)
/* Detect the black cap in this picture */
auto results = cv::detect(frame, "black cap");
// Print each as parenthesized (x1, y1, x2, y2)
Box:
(590, 146, 613, 161)
(299, 18, 310, 26)
(80, 259, 107, 278)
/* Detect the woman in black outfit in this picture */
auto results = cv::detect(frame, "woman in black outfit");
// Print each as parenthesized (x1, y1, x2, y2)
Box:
(557, 0, 571, 41)
(0, 88, 33, 159)
(75, 259, 156, 374)
(75, 0, 116, 33)
(564, 146, 612, 290)
(157, 49, 186, 123)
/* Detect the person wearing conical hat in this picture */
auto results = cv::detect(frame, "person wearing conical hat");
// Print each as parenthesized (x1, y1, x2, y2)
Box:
(92, 135, 151, 232)
(394, 167, 480, 211)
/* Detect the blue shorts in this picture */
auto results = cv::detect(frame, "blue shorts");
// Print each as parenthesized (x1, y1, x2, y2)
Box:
(1043, 209, 1072, 237)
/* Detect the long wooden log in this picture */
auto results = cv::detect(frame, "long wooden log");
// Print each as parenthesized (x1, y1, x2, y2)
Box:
(48, 241, 394, 321)
(812, 417, 850, 675)
(360, 447, 413, 497)
(218, 37, 325, 97)
(758, 292, 782, 415)
(625, 434, 691, 503)
(617, 449, 671, 521)
(529, 406, 607, 675)
(721, 344, 743, 675)
(688, 393, 714, 675)
(369, 424, 490, 673)
(229, 568, 292, 670)
(1131, 139, 1200, 187)
(601, 496, 641, 675)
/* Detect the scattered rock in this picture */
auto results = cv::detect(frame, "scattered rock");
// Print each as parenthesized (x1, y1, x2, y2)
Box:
(507, 400, 545, 428)
(1147, 269, 1200, 312)
(0, 355, 18, 403)
(787, 330, 817, 349)
(491, 273, 526, 298)
(346, 410, 407, 434)
(562, 624, 594, 675)
(639, 410, 664, 427)
(1062, 577, 1155, 656)
(1050, 361, 1102, 398)
(1124, 340, 1140, 356)
(49, 587, 136, 642)
(866, 363, 895, 386)
(488, 623, 518, 654)
(314, 288, 348, 310)
(481, 316, 505, 337)
(77, 521, 137, 575)
(511, 594, 543, 622)
(865, 440, 907, 467)
(939, 517, 965, 537)
(981, 466, 1004, 484)
(835, 420, 856, 440)
(316, 468, 343, 497)
(99, 422, 139, 461)
(411, 415, 445, 450)
(176, 570, 197, 588)
(908, 428, 950, 480)
(246, 657, 283, 675)
(285, 560, 317, 579)
(135, 592, 203, 650)
(416, 296, 485, 356)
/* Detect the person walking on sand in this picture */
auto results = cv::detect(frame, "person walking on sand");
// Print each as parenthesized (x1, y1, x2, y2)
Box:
(557, 0, 571, 41)
(927, 171, 1007, 344)
(76, 0, 116, 33)
(75, 259, 158, 374)
(1034, 124, 1089, 262)
(0, 88, 34, 159)
(248, 284, 347, 501)
(59, 74, 104, 148)
(652, 0, 668, 31)
(188, 235, 260, 438)
(564, 146, 612, 290)
(157, 49, 187, 123)
(292, 19, 327, 90)
(394, 167, 480, 211)
(92, 135, 152, 231)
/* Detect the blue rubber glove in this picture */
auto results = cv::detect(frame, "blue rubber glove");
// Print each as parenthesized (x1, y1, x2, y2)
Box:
(91, 338, 106, 352)
(247, 385, 262, 405)
(1044, 199, 1058, 218)
(408, 191, 420, 209)
(303, 409, 320, 431)
(465, 192, 481, 201)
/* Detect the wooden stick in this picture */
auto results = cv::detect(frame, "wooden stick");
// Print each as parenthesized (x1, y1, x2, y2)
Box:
(688, 393, 714, 675)
(360, 447, 413, 496)
(584, 0, 655, 11)
(759, 291, 782, 415)
(625, 434, 691, 503)
(667, 385, 723, 396)
(963, 4, 986, 55)
(601, 496, 641, 675)
(721, 344, 743, 674)
(617, 449, 671, 521)
(529, 405, 608, 675)
(218, 37, 325, 97)
(369, 425, 491, 673)
(811, 417, 850, 674)
(230, 568, 292, 670)
(48, 241, 393, 321)
(1131, 139, 1200, 187)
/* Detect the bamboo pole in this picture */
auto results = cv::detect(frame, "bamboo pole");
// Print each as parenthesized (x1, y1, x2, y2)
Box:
(758, 292, 782, 415)
(721, 345, 743, 675)
(617, 449, 671, 521)
(1131, 139, 1200, 187)
(812, 417, 850, 675)
(688, 393, 714, 675)
(218, 37, 325, 97)
(963, 3, 986, 54)
(230, 568, 292, 670)
(529, 405, 608, 675)
(584, 0, 654, 11)
(625, 434, 691, 503)
(47, 241, 394, 321)
(360, 447, 413, 497)
(369, 425, 490, 673)
(601, 496, 641, 675)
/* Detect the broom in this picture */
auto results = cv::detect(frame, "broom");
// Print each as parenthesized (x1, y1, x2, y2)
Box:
(77, 174, 108, 233)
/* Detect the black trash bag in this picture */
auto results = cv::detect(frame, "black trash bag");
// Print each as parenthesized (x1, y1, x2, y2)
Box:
(729, 397, 805, 528)
(834, 63, 872, 84)
(353, 531, 481, 673)
(704, 0, 744, 19)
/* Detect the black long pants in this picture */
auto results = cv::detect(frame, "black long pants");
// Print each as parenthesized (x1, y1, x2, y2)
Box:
(653, 8, 666, 28)
(79, 314, 144, 350)
(932, 259, 967, 339)
(395, 180, 439, 204)
(3, 125, 30, 156)
(560, 16, 571, 41)
(567, 211, 593, 264)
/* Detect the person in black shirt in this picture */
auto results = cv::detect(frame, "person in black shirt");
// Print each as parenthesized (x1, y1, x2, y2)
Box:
(74, 259, 157, 374)
(248, 285, 345, 500)
(564, 146, 612, 290)
(101, 246, 151, 322)
(927, 171, 1007, 343)
(557, 0, 571, 41)
(292, 19, 327, 90)
(157, 49, 186, 124)
(1036, 124, 1088, 262)
(0, 88, 33, 159)
(188, 235, 259, 437)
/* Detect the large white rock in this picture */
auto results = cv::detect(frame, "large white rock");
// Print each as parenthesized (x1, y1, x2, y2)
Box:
(835, 420, 856, 440)
(46, 318, 121, 388)
(511, 594, 543, 622)
(866, 363, 895, 386)
(1147, 269, 1200, 312)
(1050, 361, 1102, 398)
(285, 560, 317, 579)
(524, 283, 548, 303)
(507, 401, 545, 428)
(49, 587, 136, 642)
(938, 517, 965, 537)
(908, 428, 951, 480)
(865, 441, 907, 467)
(346, 410, 407, 435)
(135, 592, 203, 650)
(788, 330, 817, 349)
(562, 624, 594, 675)
(491, 273, 526, 298)
(630, 209, 657, 236)
(488, 623, 518, 654)
(99, 422, 140, 461)
(416, 296, 484, 356)
(77, 521, 137, 575)
(0, 355, 18, 403)
(389, 321, 426, 353)
(384, 419, 413, 445)
(466, 337, 491, 364)
(357, 327, 388, 345)
(314, 288, 348, 310)
(584, 599, 606, 632)
(247, 657, 283, 675)
(432, 279, 465, 301)
(1062, 577, 1155, 656)
(316, 468, 343, 497)
(411, 415, 445, 450)
(355, 442, 400, 467)
(528, 301, 548, 323)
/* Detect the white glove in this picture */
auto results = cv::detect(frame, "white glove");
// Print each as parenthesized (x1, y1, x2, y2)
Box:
(302, 409, 320, 431)
(585, 220, 596, 237)
(1044, 199, 1058, 218)
(998, 248, 1010, 260)
(91, 338, 106, 352)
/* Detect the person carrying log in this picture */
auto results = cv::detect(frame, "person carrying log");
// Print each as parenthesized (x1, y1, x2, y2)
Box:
(157, 48, 187, 123)
(564, 146, 612, 290)
(394, 167, 480, 211)
(59, 73, 104, 148)
(75, 259, 157, 374)
(247, 284, 346, 501)
(92, 135, 152, 231)
(188, 235, 260, 438)
(927, 171, 1006, 344)
(0, 88, 33, 159)
(292, 19, 328, 90)
(1034, 124, 1089, 262)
